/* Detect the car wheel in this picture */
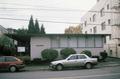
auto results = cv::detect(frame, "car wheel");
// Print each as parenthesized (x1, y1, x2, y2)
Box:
(9, 66, 17, 72)
(56, 64, 63, 71)
(85, 63, 92, 69)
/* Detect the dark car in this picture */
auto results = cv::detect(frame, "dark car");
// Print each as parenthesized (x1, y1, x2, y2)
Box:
(0, 56, 25, 72)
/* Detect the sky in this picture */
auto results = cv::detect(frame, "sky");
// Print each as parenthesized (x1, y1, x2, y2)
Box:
(0, 0, 96, 33)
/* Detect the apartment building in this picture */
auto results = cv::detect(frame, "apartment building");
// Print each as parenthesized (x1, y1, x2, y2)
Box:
(81, 0, 120, 58)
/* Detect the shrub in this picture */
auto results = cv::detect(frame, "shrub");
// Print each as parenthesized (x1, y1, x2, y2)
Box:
(81, 50, 92, 57)
(60, 48, 76, 59)
(41, 49, 58, 61)
(100, 51, 108, 61)
(32, 58, 42, 64)
(18, 56, 31, 64)
(92, 56, 100, 62)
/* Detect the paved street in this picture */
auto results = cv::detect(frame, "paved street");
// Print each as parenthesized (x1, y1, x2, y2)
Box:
(0, 66, 120, 79)
(0, 57, 120, 79)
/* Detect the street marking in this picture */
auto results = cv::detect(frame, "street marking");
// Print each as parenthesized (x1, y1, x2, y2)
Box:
(48, 73, 120, 79)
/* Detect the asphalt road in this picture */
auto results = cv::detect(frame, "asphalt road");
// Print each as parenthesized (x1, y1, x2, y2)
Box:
(0, 66, 120, 79)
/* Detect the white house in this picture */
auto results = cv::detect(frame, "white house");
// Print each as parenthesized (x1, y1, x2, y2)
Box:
(0, 25, 8, 36)
(30, 34, 108, 60)
(81, 0, 120, 58)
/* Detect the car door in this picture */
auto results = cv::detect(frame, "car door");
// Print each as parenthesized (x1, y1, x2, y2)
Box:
(64, 55, 78, 67)
(0, 57, 6, 69)
(76, 55, 87, 66)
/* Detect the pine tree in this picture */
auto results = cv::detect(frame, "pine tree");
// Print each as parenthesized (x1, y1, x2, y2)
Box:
(34, 19, 40, 33)
(40, 24, 46, 34)
(28, 15, 35, 34)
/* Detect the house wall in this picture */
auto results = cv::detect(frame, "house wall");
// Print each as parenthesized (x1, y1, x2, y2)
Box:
(81, 0, 120, 58)
(30, 35, 105, 60)
(0, 25, 8, 37)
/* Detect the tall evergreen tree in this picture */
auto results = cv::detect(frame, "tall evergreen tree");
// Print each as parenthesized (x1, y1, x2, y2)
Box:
(40, 24, 46, 34)
(34, 19, 40, 33)
(28, 15, 35, 34)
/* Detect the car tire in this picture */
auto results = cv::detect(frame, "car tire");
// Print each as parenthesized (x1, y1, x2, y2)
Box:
(9, 66, 17, 72)
(85, 63, 92, 69)
(56, 64, 63, 71)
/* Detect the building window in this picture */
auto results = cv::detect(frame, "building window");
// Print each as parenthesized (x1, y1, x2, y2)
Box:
(84, 21, 87, 27)
(108, 19, 111, 25)
(93, 14, 96, 22)
(101, 22, 106, 30)
(90, 17, 91, 22)
(100, 8, 105, 17)
(97, 0, 100, 2)
(85, 31, 87, 34)
(90, 29, 92, 33)
(93, 26, 97, 34)
(107, 4, 109, 10)
(109, 35, 111, 40)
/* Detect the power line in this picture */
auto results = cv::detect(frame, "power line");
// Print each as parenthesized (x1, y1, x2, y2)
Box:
(0, 17, 80, 24)
(0, 7, 120, 14)
(0, 17, 116, 26)
(0, 13, 81, 19)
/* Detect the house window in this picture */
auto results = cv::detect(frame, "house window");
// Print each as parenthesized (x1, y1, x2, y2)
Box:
(107, 4, 109, 10)
(93, 26, 97, 34)
(100, 8, 105, 17)
(101, 22, 106, 30)
(108, 19, 111, 25)
(93, 14, 96, 22)
(51, 37, 59, 48)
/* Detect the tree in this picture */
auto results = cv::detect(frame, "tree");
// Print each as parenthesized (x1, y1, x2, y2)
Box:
(0, 35, 16, 55)
(28, 15, 35, 34)
(16, 28, 28, 35)
(40, 24, 46, 34)
(0, 35, 14, 48)
(65, 24, 82, 34)
(34, 19, 40, 33)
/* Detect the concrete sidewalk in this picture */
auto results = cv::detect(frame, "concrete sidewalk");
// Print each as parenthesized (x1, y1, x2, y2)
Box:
(25, 57, 120, 71)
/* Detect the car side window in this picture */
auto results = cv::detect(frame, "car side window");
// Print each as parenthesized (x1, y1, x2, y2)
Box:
(68, 55, 78, 60)
(5, 57, 17, 62)
(78, 55, 87, 59)
(0, 57, 5, 62)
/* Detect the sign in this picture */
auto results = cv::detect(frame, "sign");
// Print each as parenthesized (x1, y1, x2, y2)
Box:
(17, 47, 25, 52)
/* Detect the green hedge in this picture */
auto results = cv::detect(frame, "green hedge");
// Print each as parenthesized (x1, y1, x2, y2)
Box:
(81, 50, 92, 57)
(100, 51, 108, 61)
(60, 48, 76, 59)
(41, 49, 58, 61)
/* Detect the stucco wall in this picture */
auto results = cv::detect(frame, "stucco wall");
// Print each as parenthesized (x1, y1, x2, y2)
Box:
(31, 37, 51, 60)
(30, 35, 105, 60)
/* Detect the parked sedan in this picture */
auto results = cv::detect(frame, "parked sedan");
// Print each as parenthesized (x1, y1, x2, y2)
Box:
(0, 56, 25, 72)
(49, 54, 98, 71)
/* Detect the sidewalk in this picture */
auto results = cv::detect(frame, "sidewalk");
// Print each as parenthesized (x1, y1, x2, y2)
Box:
(25, 65, 49, 71)
(25, 57, 120, 71)
(96, 57, 120, 68)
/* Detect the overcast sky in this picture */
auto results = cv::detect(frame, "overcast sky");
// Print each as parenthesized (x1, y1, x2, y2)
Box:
(0, 0, 96, 33)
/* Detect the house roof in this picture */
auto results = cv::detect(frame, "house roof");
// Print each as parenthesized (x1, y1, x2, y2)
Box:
(5, 33, 110, 42)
